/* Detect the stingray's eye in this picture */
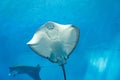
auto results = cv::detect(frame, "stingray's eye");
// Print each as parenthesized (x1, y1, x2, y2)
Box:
(46, 23, 54, 30)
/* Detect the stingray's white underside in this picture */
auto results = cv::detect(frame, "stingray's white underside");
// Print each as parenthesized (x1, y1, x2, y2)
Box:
(27, 21, 80, 65)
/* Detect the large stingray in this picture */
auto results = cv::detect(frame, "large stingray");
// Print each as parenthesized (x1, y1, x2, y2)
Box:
(27, 21, 80, 80)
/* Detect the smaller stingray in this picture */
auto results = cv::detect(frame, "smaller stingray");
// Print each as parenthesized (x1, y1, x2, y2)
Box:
(27, 21, 80, 80)
(9, 64, 41, 80)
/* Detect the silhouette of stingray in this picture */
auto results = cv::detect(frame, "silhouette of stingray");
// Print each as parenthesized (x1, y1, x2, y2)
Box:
(27, 21, 80, 80)
(9, 64, 41, 80)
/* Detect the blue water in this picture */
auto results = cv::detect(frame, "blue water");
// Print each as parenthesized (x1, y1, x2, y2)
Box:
(0, 0, 120, 80)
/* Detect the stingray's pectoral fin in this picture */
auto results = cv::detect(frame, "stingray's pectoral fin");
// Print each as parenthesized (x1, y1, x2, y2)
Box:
(28, 72, 41, 80)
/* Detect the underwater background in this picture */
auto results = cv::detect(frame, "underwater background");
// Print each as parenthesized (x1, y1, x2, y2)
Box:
(0, 0, 120, 80)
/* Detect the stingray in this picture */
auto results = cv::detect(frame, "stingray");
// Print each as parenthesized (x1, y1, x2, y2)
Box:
(27, 21, 80, 80)
(9, 64, 41, 80)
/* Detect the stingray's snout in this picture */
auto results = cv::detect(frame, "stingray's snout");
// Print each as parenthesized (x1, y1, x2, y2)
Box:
(27, 32, 42, 45)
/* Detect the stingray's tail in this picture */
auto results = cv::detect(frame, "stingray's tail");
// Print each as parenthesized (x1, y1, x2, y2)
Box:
(61, 65, 66, 80)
